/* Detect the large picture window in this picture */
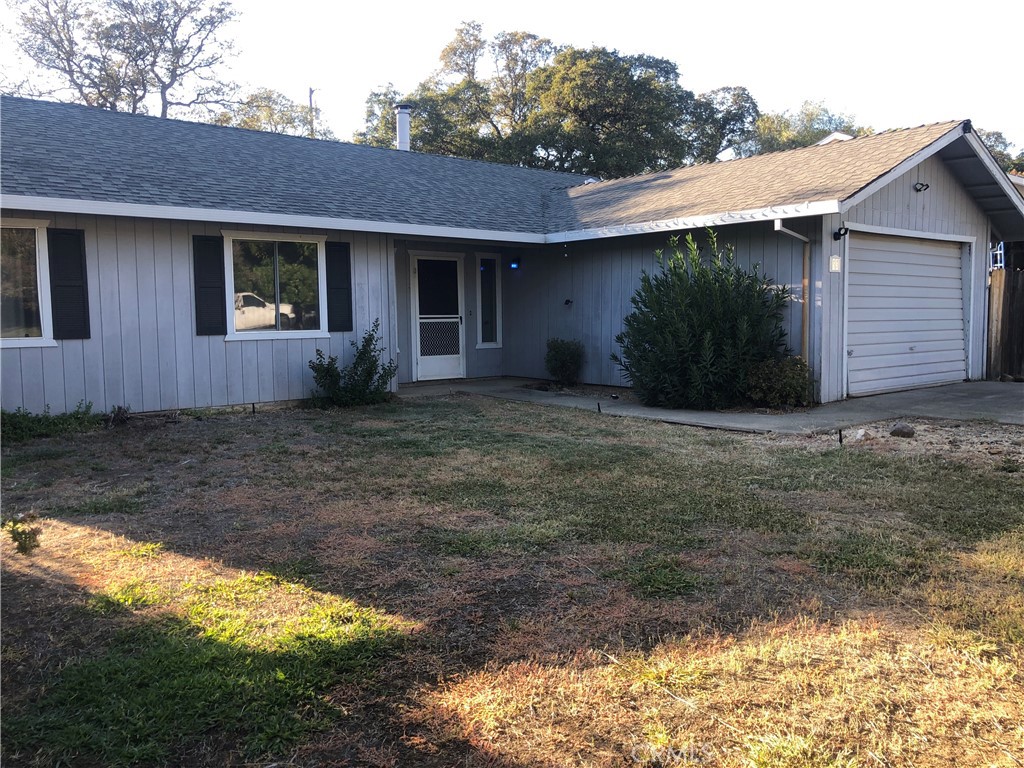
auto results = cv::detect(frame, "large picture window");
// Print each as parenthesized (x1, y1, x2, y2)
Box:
(223, 232, 328, 339)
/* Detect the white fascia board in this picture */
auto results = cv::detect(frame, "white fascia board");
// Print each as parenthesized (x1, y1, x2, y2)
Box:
(5, 194, 847, 246)
(963, 132, 1024, 216)
(544, 200, 840, 244)
(0, 195, 547, 244)
(839, 124, 967, 213)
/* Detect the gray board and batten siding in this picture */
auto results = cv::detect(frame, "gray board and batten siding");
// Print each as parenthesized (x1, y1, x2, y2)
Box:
(0, 212, 397, 414)
(500, 224, 812, 388)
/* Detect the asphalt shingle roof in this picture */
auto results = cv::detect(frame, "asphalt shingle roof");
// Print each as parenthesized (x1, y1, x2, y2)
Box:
(551, 121, 964, 232)
(1, 97, 985, 237)
(0, 96, 582, 234)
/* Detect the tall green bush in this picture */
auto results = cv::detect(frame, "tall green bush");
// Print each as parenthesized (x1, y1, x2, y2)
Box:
(611, 230, 789, 409)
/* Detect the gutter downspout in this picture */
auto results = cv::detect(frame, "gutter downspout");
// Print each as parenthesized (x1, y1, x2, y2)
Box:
(774, 220, 811, 362)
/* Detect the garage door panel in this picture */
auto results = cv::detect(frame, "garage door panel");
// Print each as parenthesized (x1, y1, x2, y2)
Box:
(849, 369, 967, 396)
(852, 237, 962, 258)
(848, 348, 966, 372)
(849, 259, 962, 280)
(848, 296, 964, 312)
(847, 234, 965, 396)
(851, 280, 962, 296)
(849, 318, 963, 335)
(846, 328, 967, 346)
(843, 338, 965, 358)
(849, 358, 965, 382)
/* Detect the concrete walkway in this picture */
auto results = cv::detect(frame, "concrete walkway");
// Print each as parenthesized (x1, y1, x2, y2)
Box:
(398, 378, 1023, 434)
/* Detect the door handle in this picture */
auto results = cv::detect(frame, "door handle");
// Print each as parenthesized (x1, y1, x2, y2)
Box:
(460, 315, 463, 325)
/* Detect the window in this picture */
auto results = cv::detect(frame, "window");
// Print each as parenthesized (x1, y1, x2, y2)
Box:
(1, 226, 46, 340)
(222, 231, 328, 339)
(476, 254, 502, 348)
(1, 222, 90, 346)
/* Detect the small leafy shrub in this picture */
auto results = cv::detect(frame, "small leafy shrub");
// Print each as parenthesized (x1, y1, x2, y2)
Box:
(746, 356, 812, 409)
(2, 511, 41, 555)
(545, 338, 585, 386)
(0, 401, 103, 443)
(612, 230, 788, 409)
(309, 319, 398, 407)
(106, 404, 132, 427)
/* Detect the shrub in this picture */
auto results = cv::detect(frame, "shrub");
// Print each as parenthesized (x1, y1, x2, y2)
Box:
(612, 230, 789, 409)
(0, 401, 103, 443)
(545, 338, 585, 386)
(746, 356, 812, 409)
(309, 319, 398, 407)
(2, 511, 41, 555)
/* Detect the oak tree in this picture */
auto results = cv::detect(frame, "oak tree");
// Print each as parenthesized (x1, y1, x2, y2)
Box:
(214, 88, 336, 139)
(12, 0, 237, 117)
(735, 101, 868, 156)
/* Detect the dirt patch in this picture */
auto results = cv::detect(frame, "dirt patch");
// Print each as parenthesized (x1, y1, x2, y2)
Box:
(752, 417, 1024, 469)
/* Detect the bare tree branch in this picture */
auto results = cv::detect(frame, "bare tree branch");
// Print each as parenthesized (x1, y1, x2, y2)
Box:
(12, 0, 236, 116)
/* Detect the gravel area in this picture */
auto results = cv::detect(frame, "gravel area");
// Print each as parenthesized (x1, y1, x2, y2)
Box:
(760, 417, 1024, 469)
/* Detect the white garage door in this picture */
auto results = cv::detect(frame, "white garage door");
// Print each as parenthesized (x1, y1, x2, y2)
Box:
(847, 233, 966, 396)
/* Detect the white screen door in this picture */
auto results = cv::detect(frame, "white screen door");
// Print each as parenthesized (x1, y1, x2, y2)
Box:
(414, 255, 465, 380)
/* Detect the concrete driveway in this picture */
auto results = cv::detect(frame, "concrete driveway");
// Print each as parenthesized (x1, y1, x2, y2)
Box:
(399, 379, 1023, 434)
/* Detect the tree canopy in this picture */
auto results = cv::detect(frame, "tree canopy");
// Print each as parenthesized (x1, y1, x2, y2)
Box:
(214, 88, 336, 139)
(11, 0, 237, 117)
(354, 22, 760, 177)
(977, 130, 1024, 174)
(734, 101, 869, 157)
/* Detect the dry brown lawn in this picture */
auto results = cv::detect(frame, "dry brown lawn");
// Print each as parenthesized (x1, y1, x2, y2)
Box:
(1, 395, 1022, 767)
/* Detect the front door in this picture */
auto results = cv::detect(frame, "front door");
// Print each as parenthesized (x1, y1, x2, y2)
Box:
(413, 254, 465, 380)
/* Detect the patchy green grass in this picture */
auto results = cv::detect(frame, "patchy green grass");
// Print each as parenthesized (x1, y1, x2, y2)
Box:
(608, 552, 706, 598)
(2, 396, 1021, 767)
(0, 401, 104, 443)
(4, 572, 409, 767)
(120, 541, 164, 559)
(52, 484, 149, 517)
(809, 530, 944, 587)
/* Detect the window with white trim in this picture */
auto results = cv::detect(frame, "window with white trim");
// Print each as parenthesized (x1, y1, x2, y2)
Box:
(223, 231, 328, 339)
(1, 220, 53, 346)
(476, 254, 502, 348)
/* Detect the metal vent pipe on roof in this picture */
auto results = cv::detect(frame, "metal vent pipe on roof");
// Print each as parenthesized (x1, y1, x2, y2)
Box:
(394, 103, 412, 151)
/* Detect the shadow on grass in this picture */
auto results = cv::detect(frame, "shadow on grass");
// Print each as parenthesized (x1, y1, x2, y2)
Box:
(4, 398, 1023, 766)
(0, 565, 525, 768)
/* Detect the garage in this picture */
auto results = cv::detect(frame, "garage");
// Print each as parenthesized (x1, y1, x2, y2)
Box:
(846, 233, 967, 396)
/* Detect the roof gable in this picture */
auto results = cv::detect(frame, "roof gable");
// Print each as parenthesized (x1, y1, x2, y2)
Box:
(550, 122, 966, 234)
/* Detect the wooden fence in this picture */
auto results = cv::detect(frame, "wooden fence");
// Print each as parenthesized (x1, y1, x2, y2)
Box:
(988, 269, 1024, 379)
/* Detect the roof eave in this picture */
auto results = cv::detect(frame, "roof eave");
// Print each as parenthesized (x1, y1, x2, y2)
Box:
(544, 200, 841, 244)
(0, 195, 548, 245)
(837, 122, 1024, 239)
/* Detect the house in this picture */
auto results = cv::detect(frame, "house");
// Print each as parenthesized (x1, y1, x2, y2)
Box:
(3, 96, 1023, 414)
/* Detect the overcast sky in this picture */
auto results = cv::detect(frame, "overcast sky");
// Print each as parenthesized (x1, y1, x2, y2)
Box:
(3, 0, 1022, 150)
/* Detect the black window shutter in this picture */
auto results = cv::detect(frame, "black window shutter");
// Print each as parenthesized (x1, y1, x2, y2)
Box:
(326, 241, 353, 332)
(193, 235, 226, 335)
(47, 228, 90, 340)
